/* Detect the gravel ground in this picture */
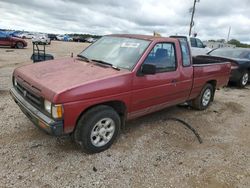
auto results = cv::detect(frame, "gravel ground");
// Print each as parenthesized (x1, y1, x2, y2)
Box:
(0, 41, 249, 188)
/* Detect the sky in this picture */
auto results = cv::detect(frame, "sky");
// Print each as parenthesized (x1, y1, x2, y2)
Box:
(1, 0, 250, 43)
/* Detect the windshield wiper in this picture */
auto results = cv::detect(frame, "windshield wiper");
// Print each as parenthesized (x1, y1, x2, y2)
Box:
(91, 59, 120, 71)
(77, 54, 91, 62)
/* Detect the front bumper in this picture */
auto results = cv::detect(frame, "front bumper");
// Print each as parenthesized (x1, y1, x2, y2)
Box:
(10, 88, 63, 136)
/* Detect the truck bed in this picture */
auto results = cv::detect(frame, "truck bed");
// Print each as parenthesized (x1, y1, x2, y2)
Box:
(189, 56, 232, 100)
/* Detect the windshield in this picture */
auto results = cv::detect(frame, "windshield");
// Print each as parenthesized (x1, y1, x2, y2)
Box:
(79, 36, 150, 70)
(209, 48, 250, 59)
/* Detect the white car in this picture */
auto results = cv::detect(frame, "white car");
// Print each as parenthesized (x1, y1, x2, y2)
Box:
(170, 35, 211, 56)
(85, 37, 97, 43)
(56, 35, 64, 41)
(32, 34, 51, 45)
(19, 33, 35, 39)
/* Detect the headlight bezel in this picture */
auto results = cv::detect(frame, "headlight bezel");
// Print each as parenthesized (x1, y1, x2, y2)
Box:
(13, 77, 18, 87)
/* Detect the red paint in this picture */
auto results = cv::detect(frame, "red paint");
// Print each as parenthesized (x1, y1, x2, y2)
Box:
(13, 35, 231, 134)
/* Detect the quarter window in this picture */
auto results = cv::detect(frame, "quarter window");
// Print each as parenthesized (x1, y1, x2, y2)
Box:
(179, 38, 191, 66)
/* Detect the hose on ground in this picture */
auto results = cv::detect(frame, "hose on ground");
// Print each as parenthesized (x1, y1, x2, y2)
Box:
(164, 117, 203, 144)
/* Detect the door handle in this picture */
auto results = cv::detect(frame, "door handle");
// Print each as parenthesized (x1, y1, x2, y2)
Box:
(171, 79, 177, 86)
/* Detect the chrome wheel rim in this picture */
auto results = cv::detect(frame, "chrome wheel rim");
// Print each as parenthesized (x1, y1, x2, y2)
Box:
(242, 73, 249, 86)
(90, 118, 115, 147)
(202, 89, 211, 106)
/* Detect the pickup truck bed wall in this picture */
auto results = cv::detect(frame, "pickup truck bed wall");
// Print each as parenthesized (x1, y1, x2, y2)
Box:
(193, 55, 236, 65)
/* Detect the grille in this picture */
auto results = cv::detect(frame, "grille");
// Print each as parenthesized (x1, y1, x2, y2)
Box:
(15, 81, 43, 109)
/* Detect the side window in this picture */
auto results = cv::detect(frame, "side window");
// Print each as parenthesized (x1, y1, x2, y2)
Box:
(144, 43, 176, 73)
(196, 39, 204, 48)
(190, 38, 197, 47)
(179, 39, 191, 66)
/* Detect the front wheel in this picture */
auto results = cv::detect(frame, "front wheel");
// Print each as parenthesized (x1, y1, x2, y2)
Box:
(238, 71, 249, 88)
(74, 105, 121, 153)
(16, 42, 24, 49)
(191, 83, 214, 110)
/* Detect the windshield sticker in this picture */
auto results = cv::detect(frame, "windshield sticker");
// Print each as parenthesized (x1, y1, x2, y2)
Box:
(121, 42, 140, 48)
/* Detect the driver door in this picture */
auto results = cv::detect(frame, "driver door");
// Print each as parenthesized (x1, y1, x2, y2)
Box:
(130, 42, 184, 118)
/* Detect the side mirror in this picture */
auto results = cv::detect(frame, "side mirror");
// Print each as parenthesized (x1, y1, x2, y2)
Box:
(141, 64, 156, 75)
(203, 44, 207, 48)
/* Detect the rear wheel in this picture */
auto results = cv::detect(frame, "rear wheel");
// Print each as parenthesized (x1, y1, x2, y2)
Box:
(238, 71, 249, 88)
(191, 83, 214, 110)
(74, 105, 121, 153)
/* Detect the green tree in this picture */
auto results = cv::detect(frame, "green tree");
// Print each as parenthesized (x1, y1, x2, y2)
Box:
(228, 39, 250, 48)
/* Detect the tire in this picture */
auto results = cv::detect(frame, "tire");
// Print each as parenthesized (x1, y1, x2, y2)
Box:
(191, 83, 214, 110)
(237, 71, 249, 88)
(74, 105, 121, 153)
(16, 42, 24, 49)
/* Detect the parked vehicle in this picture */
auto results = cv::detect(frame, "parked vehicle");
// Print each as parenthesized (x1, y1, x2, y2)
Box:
(19, 32, 35, 39)
(0, 32, 27, 48)
(56, 34, 73, 41)
(208, 47, 250, 87)
(10, 34, 231, 153)
(32, 34, 51, 45)
(170, 35, 211, 56)
(56, 34, 64, 41)
(85, 37, 97, 43)
(48, 34, 57, 40)
(73, 36, 87, 42)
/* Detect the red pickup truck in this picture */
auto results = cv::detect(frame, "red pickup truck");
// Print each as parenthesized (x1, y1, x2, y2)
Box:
(10, 34, 231, 153)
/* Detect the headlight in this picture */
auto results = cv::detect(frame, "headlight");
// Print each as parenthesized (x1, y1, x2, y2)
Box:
(44, 100, 63, 119)
(44, 100, 52, 113)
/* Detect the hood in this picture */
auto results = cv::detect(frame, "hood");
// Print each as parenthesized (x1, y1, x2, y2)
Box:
(14, 58, 131, 102)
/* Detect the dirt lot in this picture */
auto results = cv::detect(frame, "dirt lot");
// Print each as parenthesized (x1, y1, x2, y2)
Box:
(0, 40, 249, 188)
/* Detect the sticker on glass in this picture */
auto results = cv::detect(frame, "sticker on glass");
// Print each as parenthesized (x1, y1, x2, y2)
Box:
(121, 42, 140, 48)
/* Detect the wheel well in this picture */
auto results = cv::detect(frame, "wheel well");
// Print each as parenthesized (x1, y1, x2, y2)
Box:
(207, 80, 217, 90)
(76, 101, 127, 130)
(15, 41, 23, 46)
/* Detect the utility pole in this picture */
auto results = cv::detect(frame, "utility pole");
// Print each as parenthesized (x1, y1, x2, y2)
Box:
(226, 26, 231, 43)
(189, 0, 200, 36)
